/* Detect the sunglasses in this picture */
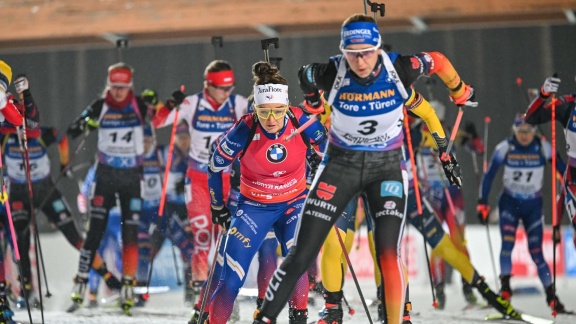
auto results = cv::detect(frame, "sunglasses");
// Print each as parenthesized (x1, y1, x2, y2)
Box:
(254, 105, 288, 120)
(341, 45, 380, 60)
(209, 84, 235, 92)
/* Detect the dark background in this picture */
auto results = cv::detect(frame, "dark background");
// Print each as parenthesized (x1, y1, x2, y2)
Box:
(2, 24, 576, 227)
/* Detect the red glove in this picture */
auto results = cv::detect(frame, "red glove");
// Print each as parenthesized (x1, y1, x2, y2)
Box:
(477, 203, 490, 225)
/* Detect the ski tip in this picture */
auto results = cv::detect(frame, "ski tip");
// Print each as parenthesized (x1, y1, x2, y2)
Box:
(66, 303, 81, 313)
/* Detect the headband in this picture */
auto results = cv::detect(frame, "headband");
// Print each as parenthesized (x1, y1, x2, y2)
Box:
(206, 70, 235, 86)
(253, 84, 289, 106)
(340, 21, 381, 49)
(107, 68, 133, 87)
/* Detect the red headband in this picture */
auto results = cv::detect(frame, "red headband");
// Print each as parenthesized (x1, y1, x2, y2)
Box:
(206, 70, 234, 86)
(108, 68, 133, 87)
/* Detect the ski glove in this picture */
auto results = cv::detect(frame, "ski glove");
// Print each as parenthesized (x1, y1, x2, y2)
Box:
(440, 153, 462, 188)
(14, 74, 29, 94)
(307, 151, 322, 180)
(175, 178, 185, 195)
(450, 84, 478, 108)
(166, 90, 186, 110)
(541, 76, 561, 95)
(302, 90, 325, 114)
(211, 206, 231, 230)
(476, 203, 490, 225)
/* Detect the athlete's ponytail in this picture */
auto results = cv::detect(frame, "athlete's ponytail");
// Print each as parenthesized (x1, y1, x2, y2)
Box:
(252, 61, 287, 86)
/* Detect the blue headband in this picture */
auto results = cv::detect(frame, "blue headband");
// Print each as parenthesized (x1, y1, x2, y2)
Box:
(340, 21, 381, 49)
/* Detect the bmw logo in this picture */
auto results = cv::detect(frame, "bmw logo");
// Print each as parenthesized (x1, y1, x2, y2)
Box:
(266, 143, 287, 163)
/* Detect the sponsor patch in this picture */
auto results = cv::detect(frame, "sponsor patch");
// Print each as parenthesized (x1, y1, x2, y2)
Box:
(266, 144, 287, 163)
(380, 181, 402, 198)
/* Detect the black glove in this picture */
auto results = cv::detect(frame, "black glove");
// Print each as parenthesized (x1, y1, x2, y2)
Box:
(439, 152, 462, 188)
(175, 178, 185, 195)
(211, 206, 231, 230)
(166, 90, 186, 110)
(306, 151, 322, 179)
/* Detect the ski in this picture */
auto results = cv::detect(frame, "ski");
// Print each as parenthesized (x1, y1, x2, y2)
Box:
(66, 302, 81, 313)
(462, 302, 490, 311)
(485, 313, 553, 324)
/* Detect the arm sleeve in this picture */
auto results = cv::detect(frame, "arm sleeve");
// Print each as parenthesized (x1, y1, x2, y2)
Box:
(405, 88, 447, 148)
(300, 113, 328, 152)
(67, 99, 101, 139)
(542, 139, 567, 176)
(208, 120, 250, 172)
(21, 90, 40, 126)
(525, 93, 574, 127)
(41, 127, 70, 166)
(152, 96, 194, 128)
(395, 52, 471, 100)
(479, 140, 508, 203)
(298, 61, 338, 103)
(208, 167, 225, 208)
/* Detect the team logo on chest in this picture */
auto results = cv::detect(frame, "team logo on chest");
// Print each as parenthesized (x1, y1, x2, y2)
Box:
(266, 143, 287, 163)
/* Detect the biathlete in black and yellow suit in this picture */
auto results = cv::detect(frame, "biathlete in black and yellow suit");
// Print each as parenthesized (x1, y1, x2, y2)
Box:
(369, 117, 522, 323)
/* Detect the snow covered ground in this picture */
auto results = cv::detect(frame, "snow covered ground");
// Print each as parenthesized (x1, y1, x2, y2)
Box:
(9, 232, 576, 323)
(11, 276, 576, 323)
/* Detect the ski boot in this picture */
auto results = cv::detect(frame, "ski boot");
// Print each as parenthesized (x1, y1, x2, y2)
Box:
(289, 308, 308, 324)
(317, 290, 343, 324)
(191, 280, 204, 304)
(134, 281, 149, 307)
(499, 275, 512, 301)
(545, 285, 567, 314)
(87, 290, 98, 308)
(15, 277, 39, 309)
(96, 263, 122, 291)
(184, 266, 194, 306)
(120, 277, 134, 316)
(474, 276, 520, 319)
(0, 281, 15, 324)
(188, 305, 209, 324)
(402, 301, 412, 324)
(253, 309, 276, 324)
(462, 278, 477, 305)
(434, 282, 446, 310)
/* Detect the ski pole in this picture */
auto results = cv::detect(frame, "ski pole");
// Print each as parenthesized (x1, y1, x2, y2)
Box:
(403, 108, 437, 308)
(333, 225, 373, 324)
(199, 227, 225, 321)
(551, 87, 558, 317)
(478, 116, 499, 290)
(157, 86, 184, 217)
(0, 133, 34, 324)
(16, 122, 46, 322)
(440, 106, 463, 162)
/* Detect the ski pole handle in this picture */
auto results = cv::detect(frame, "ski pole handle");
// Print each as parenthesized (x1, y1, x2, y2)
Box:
(284, 116, 316, 142)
